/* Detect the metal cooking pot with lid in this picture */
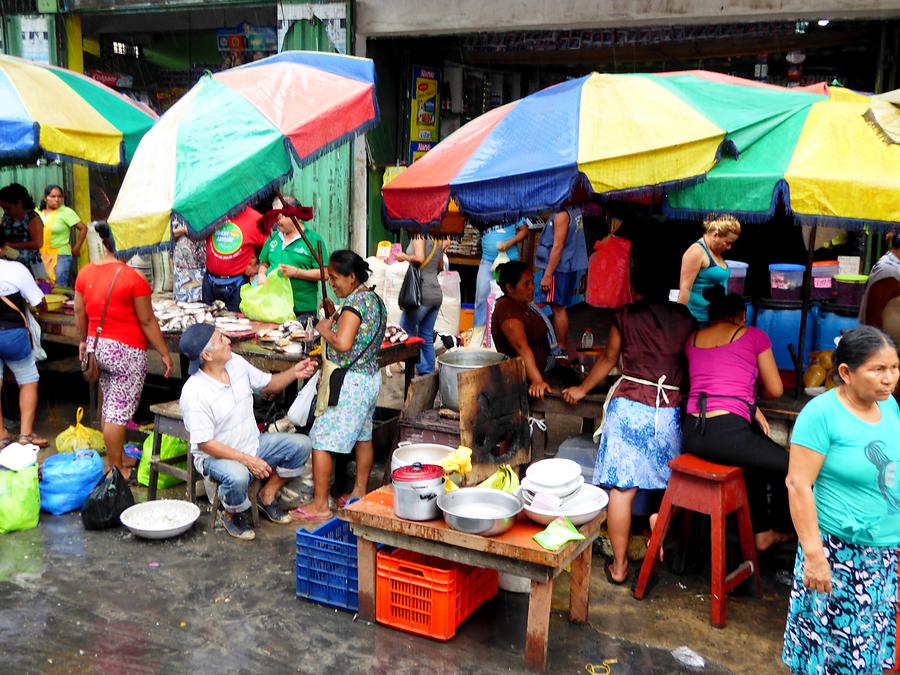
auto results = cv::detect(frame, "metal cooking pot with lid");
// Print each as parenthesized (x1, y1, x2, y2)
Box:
(391, 462, 444, 521)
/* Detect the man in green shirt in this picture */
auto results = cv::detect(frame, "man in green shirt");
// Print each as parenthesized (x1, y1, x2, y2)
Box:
(257, 197, 327, 321)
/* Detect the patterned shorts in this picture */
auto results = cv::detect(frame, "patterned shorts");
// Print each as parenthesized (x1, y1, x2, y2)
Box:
(782, 532, 897, 674)
(310, 370, 381, 455)
(87, 337, 148, 426)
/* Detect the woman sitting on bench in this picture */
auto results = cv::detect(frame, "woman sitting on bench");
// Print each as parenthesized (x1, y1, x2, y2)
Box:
(683, 285, 792, 552)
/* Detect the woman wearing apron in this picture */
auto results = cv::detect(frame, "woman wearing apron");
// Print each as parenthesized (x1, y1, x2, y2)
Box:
(563, 272, 695, 585)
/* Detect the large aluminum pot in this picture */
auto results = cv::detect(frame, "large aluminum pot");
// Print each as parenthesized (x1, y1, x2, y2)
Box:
(390, 442, 455, 477)
(391, 463, 444, 521)
(436, 349, 508, 411)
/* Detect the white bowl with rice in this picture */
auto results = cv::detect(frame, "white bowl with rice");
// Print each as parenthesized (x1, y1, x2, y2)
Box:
(120, 500, 201, 539)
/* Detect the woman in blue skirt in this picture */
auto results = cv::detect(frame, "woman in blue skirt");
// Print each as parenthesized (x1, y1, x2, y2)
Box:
(563, 268, 695, 584)
(784, 326, 900, 674)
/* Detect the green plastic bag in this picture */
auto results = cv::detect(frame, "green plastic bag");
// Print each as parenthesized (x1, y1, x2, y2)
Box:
(137, 434, 187, 490)
(0, 465, 40, 534)
(239, 270, 296, 324)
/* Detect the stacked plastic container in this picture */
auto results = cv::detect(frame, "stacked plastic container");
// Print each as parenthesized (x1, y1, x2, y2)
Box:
(810, 261, 839, 301)
(725, 260, 748, 296)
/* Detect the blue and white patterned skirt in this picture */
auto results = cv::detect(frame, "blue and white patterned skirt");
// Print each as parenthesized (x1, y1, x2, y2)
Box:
(782, 532, 897, 675)
(592, 397, 682, 490)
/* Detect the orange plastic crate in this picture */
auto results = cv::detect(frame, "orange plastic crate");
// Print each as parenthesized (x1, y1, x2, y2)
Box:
(375, 548, 498, 640)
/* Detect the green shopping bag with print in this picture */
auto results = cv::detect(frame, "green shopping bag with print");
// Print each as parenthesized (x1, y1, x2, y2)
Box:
(0, 465, 40, 534)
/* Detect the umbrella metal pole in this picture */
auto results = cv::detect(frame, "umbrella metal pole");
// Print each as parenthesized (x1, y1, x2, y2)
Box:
(795, 225, 817, 399)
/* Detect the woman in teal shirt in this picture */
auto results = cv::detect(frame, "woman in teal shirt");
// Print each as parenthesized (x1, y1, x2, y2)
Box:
(783, 326, 900, 674)
(677, 215, 740, 324)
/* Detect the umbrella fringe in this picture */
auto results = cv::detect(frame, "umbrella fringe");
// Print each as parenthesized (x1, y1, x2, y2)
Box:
(289, 113, 381, 171)
(603, 172, 709, 202)
(111, 237, 173, 261)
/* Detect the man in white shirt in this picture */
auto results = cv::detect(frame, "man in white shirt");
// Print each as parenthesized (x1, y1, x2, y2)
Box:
(179, 323, 317, 541)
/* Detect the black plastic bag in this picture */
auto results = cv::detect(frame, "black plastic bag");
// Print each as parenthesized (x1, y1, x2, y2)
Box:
(81, 467, 135, 530)
(398, 265, 422, 310)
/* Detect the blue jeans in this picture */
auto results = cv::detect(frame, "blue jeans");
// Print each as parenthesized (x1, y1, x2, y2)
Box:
(474, 260, 493, 328)
(201, 433, 311, 513)
(400, 304, 439, 375)
(55, 255, 74, 288)
(202, 273, 244, 312)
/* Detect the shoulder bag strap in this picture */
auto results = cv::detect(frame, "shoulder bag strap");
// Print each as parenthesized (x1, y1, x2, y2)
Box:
(0, 294, 34, 348)
(342, 292, 385, 371)
(420, 241, 438, 268)
(94, 265, 125, 342)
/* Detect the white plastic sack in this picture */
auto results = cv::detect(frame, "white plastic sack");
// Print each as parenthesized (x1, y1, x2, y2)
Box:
(151, 250, 174, 293)
(85, 222, 106, 263)
(287, 371, 320, 428)
(366, 256, 387, 298)
(382, 261, 409, 327)
(26, 310, 46, 362)
(434, 271, 461, 336)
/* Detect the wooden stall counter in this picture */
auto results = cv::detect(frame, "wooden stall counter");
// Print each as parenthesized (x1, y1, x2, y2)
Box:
(340, 486, 606, 671)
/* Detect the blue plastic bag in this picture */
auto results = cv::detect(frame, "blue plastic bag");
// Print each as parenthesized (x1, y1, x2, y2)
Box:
(39, 450, 104, 515)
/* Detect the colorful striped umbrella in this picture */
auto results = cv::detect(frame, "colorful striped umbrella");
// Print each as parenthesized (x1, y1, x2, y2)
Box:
(108, 51, 378, 257)
(665, 86, 900, 229)
(0, 54, 157, 168)
(381, 71, 824, 231)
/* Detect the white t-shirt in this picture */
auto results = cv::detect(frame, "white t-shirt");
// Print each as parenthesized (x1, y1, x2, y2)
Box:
(179, 354, 272, 472)
(0, 259, 44, 306)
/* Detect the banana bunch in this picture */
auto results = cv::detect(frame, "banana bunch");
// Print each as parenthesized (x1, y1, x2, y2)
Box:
(476, 464, 520, 493)
(438, 446, 473, 476)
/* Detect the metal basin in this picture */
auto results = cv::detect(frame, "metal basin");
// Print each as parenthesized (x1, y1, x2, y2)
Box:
(436, 349, 508, 411)
(437, 488, 522, 537)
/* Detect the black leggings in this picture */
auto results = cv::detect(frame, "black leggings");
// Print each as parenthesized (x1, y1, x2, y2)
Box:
(682, 413, 791, 534)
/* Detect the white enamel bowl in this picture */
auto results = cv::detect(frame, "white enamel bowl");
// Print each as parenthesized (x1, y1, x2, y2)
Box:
(525, 458, 583, 489)
(521, 484, 609, 526)
(120, 500, 201, 539)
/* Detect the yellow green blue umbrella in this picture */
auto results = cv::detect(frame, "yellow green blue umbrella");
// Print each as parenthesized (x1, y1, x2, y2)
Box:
(0, 54, 157, 168)
(666, 86, 900, 230)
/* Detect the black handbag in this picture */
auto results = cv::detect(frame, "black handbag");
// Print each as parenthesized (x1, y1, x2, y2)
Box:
(398, 242, 437, 310)
(324, 295, 385, 407)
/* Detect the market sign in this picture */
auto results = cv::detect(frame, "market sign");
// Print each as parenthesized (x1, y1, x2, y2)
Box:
(86, 69, 133, 89)
(409, 65, 441, 163)
(216, 23, 277, 54)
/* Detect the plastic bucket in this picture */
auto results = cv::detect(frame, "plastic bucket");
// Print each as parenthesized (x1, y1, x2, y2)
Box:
(769, 263, 805, 301)
(726, 260, 748, 296)
(833, 274, 868, 306)
(811, 261, 839, 301)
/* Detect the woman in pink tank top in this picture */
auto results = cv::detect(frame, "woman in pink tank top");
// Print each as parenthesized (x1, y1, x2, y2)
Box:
(683, 285, 793, 552)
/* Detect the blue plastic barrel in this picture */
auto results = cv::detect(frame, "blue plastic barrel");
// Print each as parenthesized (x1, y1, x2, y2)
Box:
(814, 305, 859, 352)
(754, 302, 815, 369)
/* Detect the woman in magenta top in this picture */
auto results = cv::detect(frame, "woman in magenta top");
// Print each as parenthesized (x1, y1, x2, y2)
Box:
(683, 285, 791, 552)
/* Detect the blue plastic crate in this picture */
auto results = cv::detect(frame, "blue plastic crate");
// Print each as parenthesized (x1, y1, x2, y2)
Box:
(296, 517, 360, 611)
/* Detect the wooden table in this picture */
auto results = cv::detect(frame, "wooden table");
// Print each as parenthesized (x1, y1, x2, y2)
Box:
(340, 487, 606, 671)
(528, 390, 606, 458)
(233, 338, 422, 388)
(146, 400, 200, 502)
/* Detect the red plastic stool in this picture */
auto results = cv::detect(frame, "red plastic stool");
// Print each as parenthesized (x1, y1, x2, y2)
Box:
(632, 454, 762, 628)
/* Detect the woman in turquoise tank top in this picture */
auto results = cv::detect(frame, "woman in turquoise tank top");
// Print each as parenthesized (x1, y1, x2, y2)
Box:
(677, 215, 741, 323)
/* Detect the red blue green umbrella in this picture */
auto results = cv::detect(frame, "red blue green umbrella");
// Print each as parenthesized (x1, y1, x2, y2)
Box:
(108, 51, 378, 257)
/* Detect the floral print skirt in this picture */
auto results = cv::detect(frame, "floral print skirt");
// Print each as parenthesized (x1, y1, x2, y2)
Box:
(782, 532, 897, 674)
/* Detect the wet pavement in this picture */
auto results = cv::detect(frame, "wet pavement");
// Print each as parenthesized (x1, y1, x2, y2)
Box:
(2, 510, 737, 675)
(0, 339, 793, 674)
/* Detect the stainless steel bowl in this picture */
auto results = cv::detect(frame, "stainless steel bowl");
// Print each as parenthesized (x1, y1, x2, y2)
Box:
(437, 488, 522, 537)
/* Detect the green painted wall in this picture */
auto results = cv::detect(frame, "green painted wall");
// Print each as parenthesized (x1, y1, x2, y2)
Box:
(280, 17, 351, 259)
